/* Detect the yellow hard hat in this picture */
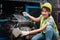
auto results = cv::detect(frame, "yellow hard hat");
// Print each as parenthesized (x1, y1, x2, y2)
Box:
(41, 2, 52, 12)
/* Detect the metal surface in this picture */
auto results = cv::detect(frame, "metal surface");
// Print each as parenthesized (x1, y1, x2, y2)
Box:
(13, 14, 31, 25)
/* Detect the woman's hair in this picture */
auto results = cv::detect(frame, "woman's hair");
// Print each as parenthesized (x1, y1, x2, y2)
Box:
(41, 6, 50, 12)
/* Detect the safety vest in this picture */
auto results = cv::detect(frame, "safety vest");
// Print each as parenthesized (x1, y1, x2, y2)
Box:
(40, 15, 59, 36)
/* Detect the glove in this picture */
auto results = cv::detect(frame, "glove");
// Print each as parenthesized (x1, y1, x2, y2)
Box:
(21, 31, 29, 37)
(22, 12, 28, 16)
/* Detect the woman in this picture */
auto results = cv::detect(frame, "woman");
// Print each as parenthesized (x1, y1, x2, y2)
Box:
(22, 2, 59, 40)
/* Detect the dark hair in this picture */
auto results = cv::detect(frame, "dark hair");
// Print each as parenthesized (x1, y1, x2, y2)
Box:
(41, 6, 50, 12)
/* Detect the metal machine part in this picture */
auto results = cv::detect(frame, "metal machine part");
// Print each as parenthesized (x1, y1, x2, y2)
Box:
(7, 14, 37, 40)
(11, 14, 31, 37)
(11, 14, 37, 31)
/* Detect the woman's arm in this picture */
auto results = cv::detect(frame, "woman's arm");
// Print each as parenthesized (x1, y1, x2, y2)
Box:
(28, 14, 40, 22)
(22, 12, 40, 22)
(29, 24, 47, 34)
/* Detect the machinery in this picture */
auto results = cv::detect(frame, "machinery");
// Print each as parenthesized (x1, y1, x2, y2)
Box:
(7, 14, 37, 40)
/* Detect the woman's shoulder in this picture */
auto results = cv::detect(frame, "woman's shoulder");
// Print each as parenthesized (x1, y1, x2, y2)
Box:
(49, 16, 55, 22)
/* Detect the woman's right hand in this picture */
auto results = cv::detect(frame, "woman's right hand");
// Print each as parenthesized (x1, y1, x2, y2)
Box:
(22, 12, 29, 16)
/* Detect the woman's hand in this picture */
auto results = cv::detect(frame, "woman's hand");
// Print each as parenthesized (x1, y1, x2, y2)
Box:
(22, 12, 29, 16)
(21, 31, 29, 37)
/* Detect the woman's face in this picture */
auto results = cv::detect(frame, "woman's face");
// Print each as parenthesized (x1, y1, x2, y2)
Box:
(41, 8, 50, 19)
